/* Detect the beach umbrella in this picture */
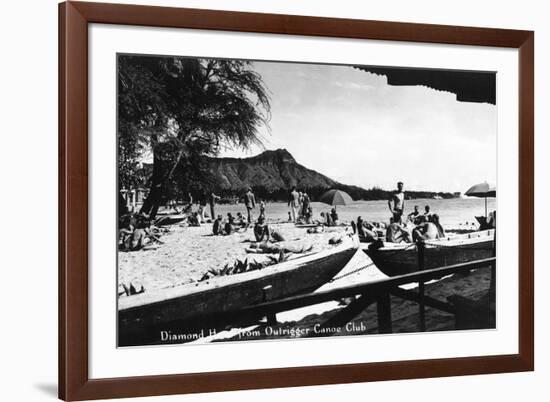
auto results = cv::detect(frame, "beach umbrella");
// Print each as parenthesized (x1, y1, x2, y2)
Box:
(465, 182, 496, 217)
(319, 189, 353, 209)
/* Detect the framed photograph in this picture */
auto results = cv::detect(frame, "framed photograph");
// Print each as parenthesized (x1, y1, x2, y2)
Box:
(59, 1, 534, 400)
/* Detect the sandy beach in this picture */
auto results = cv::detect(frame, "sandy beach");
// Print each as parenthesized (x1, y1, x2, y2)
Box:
(118, 221, 367, 292)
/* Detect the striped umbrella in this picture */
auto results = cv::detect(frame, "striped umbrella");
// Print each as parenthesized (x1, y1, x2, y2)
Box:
(465, 182, 496, 217)
(319, 189, 353, 209)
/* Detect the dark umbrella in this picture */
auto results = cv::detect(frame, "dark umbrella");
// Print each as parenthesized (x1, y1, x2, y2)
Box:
(465, 182, 496, 217)
(319, 189, 353, 209)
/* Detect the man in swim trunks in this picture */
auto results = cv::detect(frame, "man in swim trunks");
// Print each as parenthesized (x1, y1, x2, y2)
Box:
(209, 192, 221, 220)
(244, 187, 256, 223)
(388, 181, 405, 224)
(288, 186, 300, 223)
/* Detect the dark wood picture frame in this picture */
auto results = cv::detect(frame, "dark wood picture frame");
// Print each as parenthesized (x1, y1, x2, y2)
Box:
(59, 1, 534, 400)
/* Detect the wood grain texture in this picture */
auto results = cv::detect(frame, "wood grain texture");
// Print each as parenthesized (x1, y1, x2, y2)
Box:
(518, 33, 535, 370)
(58, 1, 534, 400)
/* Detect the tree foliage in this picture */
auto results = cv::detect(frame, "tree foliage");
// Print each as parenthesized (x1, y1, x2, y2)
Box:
(117, 55, 271, 216)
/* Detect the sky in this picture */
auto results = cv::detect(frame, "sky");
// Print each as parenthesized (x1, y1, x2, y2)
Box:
(218, 61, 497, 194)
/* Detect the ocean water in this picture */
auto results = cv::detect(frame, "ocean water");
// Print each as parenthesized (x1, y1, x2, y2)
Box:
(213, 197, 497, 229)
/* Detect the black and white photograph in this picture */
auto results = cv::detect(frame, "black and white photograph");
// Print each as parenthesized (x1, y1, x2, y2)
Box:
(117, 54, 497, 347)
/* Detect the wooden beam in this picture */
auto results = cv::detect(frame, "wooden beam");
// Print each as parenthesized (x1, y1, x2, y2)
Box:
(389, 287, 456, 315)
(320, 293, 377, 329)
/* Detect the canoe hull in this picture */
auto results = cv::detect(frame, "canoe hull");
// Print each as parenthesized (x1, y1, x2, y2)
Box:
(119, 244, 357, 343)
(363, 230, 495, 277)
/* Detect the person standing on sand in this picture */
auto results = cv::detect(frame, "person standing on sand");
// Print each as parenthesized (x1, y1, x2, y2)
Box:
(197, 203, 208, 223)
(288, 186, 300, 223)
(259, 199, 266, 220)
(244, 187, 256, 223)
(209, 192, 221, 220)
(388, 181, 405, 224)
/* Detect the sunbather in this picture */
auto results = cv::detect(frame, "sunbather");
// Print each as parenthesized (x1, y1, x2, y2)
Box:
(246, 242, 313, 254)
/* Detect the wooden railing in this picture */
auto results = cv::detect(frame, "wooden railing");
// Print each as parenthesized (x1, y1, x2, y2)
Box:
(233, 256, 496, 334)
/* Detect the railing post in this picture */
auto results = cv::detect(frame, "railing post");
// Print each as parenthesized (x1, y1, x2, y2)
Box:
(489, 228, 496, 296)
(418, 281, 426, 331)
(417, 241, 426, 331)
(376, 292, 392, 334)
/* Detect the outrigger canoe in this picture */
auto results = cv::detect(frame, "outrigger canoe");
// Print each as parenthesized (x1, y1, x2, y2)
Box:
(361, 229, 495, 277)
(119, 242, 358, 341)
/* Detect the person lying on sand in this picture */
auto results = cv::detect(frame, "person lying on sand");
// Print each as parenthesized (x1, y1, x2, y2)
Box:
(328, 227, 354, 245)
(307, 225, 325, 234)
(412, 214, 445, 241)
(246, 242, 313, 254)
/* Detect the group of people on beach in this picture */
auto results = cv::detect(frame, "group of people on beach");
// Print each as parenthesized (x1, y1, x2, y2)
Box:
(170, 187, 266, 228)
(212, 212, 249, 235)
(353, 181, 445, 244)
(387, 181, 446, 242)
(287, 186, 313, 223)
(118, 212, 163, 251)
(287, 186, 340, 227)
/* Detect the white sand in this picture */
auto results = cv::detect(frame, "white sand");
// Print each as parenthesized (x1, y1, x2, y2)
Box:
(118, 222, 376, 292)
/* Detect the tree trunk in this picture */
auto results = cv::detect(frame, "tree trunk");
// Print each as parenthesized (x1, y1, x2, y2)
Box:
(139, 159, 163, 218)
(140, 146, 185, 219)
